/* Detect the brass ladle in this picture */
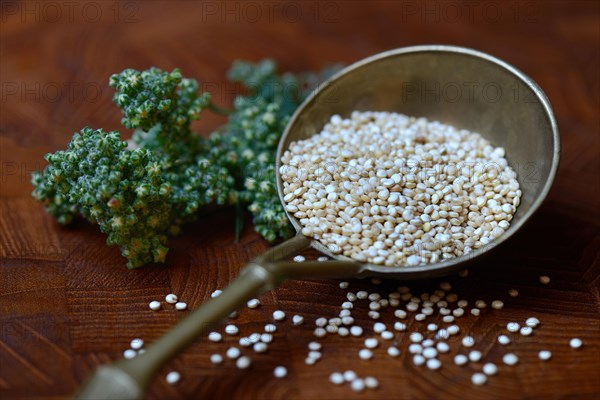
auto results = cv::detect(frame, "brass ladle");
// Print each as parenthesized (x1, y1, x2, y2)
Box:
(77, 45, 559, 399)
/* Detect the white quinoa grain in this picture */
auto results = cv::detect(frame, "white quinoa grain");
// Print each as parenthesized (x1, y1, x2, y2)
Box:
(410, 332, 424, 343)
(253, 342, 267, 353)
(359, 349, 374, 360)
(273, 310, 286, 321)
(570, 338, 583, 349)
(226, 347, 241, 359)
(381, 331, 394, 340)
(175, 302, 187, 311)
(149, 301, 161, 311)
(462, 336, 475, 347)
(123, 349, 136, 359)
(308, 341, 322, 351)
(408, 344, 423, 354)
(454, 354, 468, 366)
(225, 325, 239, 335)
(350, 326, 363, 337)
(292, 315, 304, 326)
(394, 322, 407, 331)
(413, 355, 426, 366)
(436, 342, 450, 353)
(166, 371, 180, 385)
(498, 335, 511, 345)
(211, 290, 222, 298)
(330, 372, 344, 384)
(520, 326, 533, 336)
(538, 350, 552, 360)
(364, 376, 379, 389)
(483, 363, 498, 375)
(130, 338, 143, 350)
(273, 366, 287, 378)
(210, 354, 223, 364)
(208, 332, 222, 342)
(364, 338, 379, 349)
(508, 289, 519, 297)
(503, 353, 519, 365)
(165, 294, 178, 304)
(236, 356, 251, 369)
(260, 333, 273, 343)
(423, 348, 438, 359)
(314, 328, 327, 338)
(339, 281, 349, 289)
(293, 255, 306, 263)
(373, 322, 386, 333)
(387, 346, 401, 357)
(264, 324, 277, 333)
(471, 373, 487, 386)
(247, 299, 261, 309)
(343, 370, 357, 382)
(507, 322, 520, 332)
(351, 378, 365, 392)
(469, 350, 482, 362)
(426, 358, 442, 370)
(525, 317, 540, 327)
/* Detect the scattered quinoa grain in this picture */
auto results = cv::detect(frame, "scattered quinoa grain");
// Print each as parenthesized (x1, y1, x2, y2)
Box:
(175, 302, 187, 311)
(539, 275, 550, 284)
(330, 372, 344, 384)
(503, 353, 519, 365)
(165, 371, 180, 385)
(498, 335, 511, 345)
(210, 354, 223, 364)
(208, 332, 222, 342)
(273, 366, 287, 378)
(491, 300, 504, 310)
(247, 299, 261, 309)
(507, 322, 520, 332)
(454, 354, 468, 366)
(351, 378, 365, 392)
(538, 350, 552, 360)
(483, 363, 498, 375)
(359, 349, 374, 360)
(123, 349, 136, 359)
(225, 325, 239, 335)
(273, 310, 286, 321)
(236, 356, 251, 369)
(471, 372, 487, 386)
(165, 294, 178, 304)
(130, 338, 143, 350)
(387, 346, 400, 357)
(292, 315, 304, 325)
(569, 338, 583, 349)
(149, 301, 161, 311)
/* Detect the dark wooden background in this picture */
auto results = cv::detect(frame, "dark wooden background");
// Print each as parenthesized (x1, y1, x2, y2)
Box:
(1, 1, 599, 399)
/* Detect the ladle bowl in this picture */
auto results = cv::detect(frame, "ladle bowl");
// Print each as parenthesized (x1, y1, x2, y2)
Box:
(76, 45, 559, 399)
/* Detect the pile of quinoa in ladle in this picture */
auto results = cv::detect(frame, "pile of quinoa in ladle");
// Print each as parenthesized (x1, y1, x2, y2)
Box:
(280, 111, 521, 267)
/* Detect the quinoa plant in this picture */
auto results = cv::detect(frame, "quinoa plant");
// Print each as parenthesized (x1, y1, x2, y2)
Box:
(32, 60, 337, 268)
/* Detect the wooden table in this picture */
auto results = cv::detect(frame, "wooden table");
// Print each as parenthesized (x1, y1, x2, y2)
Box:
(1, 1, 599, 398)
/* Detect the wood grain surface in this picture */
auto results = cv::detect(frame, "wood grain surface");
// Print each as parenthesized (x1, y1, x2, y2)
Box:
(1, 1, 599, 399)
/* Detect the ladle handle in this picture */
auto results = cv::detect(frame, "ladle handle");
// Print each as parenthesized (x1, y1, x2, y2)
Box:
(76, 234, 362, 399)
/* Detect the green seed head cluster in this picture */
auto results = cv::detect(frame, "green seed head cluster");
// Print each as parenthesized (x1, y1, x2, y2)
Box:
(32, 128, 171, 268)
(32, 60, 338, 268)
